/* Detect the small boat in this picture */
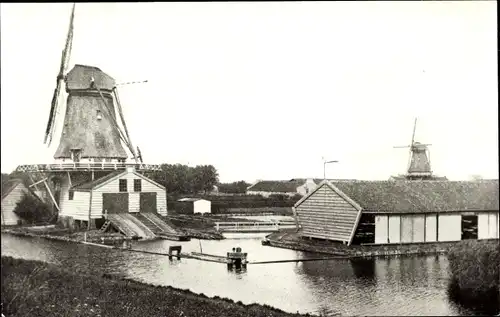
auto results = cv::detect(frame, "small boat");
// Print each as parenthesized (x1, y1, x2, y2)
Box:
(226, 247, 248, 268)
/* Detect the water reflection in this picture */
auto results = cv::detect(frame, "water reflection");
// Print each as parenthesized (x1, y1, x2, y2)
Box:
(0, 233, 485, 316)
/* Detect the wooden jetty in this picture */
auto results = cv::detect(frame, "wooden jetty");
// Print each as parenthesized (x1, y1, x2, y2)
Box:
(215, 221, 296, 233)
(158, 232, 191, 241)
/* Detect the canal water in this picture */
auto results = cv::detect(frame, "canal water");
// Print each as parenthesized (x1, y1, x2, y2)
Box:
(0, 233, 483, 316)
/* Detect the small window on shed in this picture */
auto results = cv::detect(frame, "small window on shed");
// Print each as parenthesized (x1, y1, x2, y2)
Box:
(119, 179, 127, 192)
(134, 179, 142, 192)
(69, 191, 74, 200)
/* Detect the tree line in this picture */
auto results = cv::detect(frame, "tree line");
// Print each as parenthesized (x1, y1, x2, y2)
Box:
(145, 164, 256, 195)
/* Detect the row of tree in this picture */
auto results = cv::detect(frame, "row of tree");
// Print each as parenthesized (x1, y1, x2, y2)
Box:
(145, 164, 256, 195)
(145, 164, 219, 195)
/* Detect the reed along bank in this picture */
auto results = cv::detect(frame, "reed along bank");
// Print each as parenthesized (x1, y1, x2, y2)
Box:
(446, 240, 500, 315)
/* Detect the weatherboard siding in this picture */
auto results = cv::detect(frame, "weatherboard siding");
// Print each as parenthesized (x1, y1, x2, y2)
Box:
(296, 184, 359, 242)
(90, 172, 167, 217)
(129, 193, 140, 213)
(1, 183, 25, 226)
(157, 191, 167, 216)
(59, 177, 91, 220)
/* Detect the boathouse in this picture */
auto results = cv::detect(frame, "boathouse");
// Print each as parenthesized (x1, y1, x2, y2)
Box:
(177, 198, 211, 215)
(294, 179, 499, 245)
(58, 167, 167, 227)
(1, 179, 41, 226)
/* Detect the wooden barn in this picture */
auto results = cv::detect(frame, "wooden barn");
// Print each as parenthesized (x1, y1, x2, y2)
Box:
(176, 198, 211, 215)
(58, 167, 167, 227)
(1, 179, 41, 226)
(294, 179, 499, 246)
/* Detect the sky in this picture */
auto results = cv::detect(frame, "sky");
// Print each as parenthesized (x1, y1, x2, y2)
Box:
(1, 2, 498, 183)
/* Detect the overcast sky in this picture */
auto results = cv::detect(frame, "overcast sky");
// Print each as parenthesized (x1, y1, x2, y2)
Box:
(1, 2, 497, 183)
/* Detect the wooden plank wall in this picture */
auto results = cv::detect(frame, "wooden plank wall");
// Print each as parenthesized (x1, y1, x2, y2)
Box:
(388, 215, 401, 243)
(296, 184, 359, 242)
(379, 213, 462, 244)
(437, 214, 461, 242)
(92, 172, 167, 217)
(129, 192, 140, 213)
(478, 212, 500, 239)
(375, 215, 388, 244)
(425, 214, 437, 242)
(59, 176, 91, 221)
(0, 183, 24, 225)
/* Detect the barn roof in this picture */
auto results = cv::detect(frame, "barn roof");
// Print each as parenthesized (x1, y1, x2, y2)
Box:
(247, 179, 308, 193)
(296, 179, 499, 213)
(1, 178, 43, 202)
(71, 171, 124, 191)
(1, 179, 23, 200)
(71, 170, 166, 192)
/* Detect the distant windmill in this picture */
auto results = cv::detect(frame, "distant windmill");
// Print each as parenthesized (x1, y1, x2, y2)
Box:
(393, 118, 434, 180)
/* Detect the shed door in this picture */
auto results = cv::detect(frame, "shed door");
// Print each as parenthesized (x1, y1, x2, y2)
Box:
(103, 193, 129, 214)
(140, 192, 157, 213)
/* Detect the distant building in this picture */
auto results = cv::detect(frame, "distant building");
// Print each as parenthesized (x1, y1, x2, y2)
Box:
(1, 179, 42, 226)
(176, 198, 211, 215)
(295, 179, 499, 246)
(246, 179, 319, 197)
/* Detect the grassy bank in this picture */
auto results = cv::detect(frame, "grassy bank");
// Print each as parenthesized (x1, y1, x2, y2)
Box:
(447, 240, 500, 314)
(1, 256, 315, 317)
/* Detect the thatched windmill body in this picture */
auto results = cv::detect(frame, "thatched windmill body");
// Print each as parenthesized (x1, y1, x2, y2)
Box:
(16, 5, 160, 227)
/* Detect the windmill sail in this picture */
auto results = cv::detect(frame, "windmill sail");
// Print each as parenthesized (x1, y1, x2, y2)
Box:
(113, 87, 137, 160)
(44, 4, 76, 145)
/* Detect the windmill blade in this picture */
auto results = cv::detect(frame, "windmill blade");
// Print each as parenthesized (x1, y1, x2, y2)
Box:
(43, 4, 76, 145)
(410, 118, 417, 147)
(137, 146, 143, 163)
(393, 145, 411, 149)
(113, 87, 137, 160)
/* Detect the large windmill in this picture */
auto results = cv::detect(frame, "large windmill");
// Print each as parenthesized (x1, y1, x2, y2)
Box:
(393, 118, 438, 180)
(16, 4, 161, 228)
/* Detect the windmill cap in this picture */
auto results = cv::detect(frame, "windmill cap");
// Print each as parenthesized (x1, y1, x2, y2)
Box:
(65, 64, 115, 91)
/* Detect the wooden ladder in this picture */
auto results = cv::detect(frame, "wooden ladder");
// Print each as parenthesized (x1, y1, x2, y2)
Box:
(99, 220, 111, 233)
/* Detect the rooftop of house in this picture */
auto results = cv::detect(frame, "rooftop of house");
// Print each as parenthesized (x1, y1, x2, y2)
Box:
(178, 198, 207, 202)
(1, 178, 43, 202)
(1, 179, 24, 200)
(71, 171, 124, 191)
(306, 179, 499, 213)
